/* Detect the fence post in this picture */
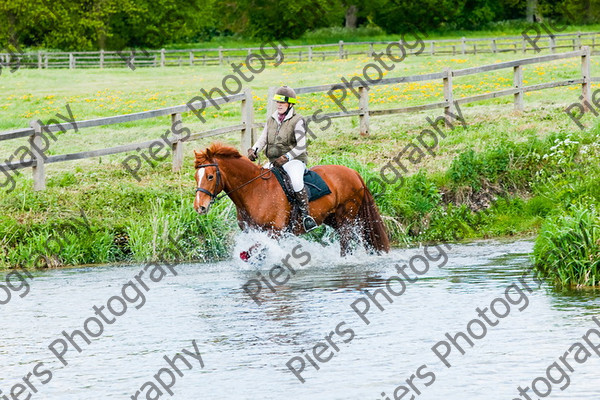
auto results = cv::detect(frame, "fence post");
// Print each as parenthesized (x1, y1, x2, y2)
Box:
(443, 67, 454, 127)
(522, 37, 527, 53)
(218, 46, 224, 65)
(461, 37, 466, 54)
(572, 38, 576, 51)
(130, 50, 135, 70)
(69, 53, 74, 69)
(171, 113, 184, 172)
(189, 51, 194, 66)
(549, 37, 555, 53)
(369, 43, 374, 57)
(241, 88, 254, 151)
(160, 49, 165, 67)
(44, 54, 48, 69)
(491, 39, 497, 53)
(339, 40, 344, 59)
(577, 31, 582, 49)
(37, 51, 42, 69)
(100, 50, 104, 68)
(308, 46, 313, 62)
(581, 46, 591, 110)
(513, 65, 524, 112)
(359, 86, 369, 136)
(29, 120, 46, 191)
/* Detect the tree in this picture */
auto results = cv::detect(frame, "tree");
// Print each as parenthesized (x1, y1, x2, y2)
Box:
(526, 0, 538, 22)
(216, 0, 344, 39)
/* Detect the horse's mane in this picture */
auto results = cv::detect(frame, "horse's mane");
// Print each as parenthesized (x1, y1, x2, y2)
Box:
(194, 142, 242, 169)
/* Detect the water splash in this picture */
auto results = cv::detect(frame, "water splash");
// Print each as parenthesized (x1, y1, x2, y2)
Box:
(231, 226, 379, 270)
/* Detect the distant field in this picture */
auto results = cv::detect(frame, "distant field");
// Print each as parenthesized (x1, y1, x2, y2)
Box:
(1, 47, 599, 185)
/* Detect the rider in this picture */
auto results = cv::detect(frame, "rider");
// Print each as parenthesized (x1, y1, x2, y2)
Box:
(247, 86, 318, 232)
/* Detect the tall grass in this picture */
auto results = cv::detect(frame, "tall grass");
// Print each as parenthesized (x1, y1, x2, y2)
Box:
(0, 222, 117, 268)
(126, 197, 235, 263)
(533, 205, 600, 287)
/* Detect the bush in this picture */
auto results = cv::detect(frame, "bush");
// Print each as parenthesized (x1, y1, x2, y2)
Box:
(533, 205, 600, 287)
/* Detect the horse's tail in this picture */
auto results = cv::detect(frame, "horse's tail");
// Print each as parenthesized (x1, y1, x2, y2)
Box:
(358, 178, 390, 253)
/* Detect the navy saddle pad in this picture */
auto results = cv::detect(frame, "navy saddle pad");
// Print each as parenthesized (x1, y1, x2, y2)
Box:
(272, 167, 332, 203)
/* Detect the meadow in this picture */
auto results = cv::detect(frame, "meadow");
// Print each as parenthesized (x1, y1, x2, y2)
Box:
(1, 38, 599, 287)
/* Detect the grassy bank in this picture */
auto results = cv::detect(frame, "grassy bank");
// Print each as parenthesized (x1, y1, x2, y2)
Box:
(1, 121, 599, 270)
(1, 46, 600, 272)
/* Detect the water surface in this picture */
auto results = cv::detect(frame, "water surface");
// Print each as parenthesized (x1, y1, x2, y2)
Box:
(1, 237, 599, 399)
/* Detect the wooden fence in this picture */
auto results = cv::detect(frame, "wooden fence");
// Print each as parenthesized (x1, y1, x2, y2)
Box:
(2, 32, 600, 70)
(0, 47, 597, 192)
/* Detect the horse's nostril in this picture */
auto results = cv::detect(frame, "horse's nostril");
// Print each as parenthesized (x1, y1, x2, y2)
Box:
(199, 206, 207, 213)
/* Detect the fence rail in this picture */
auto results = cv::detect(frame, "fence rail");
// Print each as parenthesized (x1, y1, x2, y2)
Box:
(2, 32, 600, 70)
(0, 47, 597, 192)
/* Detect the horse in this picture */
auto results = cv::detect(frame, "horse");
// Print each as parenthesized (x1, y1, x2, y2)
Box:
(193, 142, 390, 256)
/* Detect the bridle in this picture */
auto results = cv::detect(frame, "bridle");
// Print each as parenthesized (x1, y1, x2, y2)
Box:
(195, 163, 224, 205)
(195, 162, 272, 207)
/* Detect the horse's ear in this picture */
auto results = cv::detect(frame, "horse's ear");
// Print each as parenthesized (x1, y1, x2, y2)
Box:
(205, 148, 213, 158)
(193, 150, 201, 157)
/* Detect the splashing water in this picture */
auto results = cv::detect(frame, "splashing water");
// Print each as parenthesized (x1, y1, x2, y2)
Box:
(231, 226, 380, 270)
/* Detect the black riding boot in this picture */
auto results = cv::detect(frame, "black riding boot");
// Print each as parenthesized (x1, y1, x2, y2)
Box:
(295, 188, 318, 232)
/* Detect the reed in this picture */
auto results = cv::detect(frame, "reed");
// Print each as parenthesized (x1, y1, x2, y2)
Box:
(533, 205, 600, 287)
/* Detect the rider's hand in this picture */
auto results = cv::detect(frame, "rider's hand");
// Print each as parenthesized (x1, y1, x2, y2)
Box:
(247, 148, 257, 161)
(273, 154, 288, 167)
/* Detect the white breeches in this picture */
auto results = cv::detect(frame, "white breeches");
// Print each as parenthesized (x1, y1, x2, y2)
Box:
(282, 159, 306, 192)
(264, 159, 306, 192)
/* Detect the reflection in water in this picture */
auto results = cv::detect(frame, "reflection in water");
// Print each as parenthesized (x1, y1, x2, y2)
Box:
(1, 239, 599, 399)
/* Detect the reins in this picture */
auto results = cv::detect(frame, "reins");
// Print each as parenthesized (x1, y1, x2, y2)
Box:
(195, 163, 272, 205)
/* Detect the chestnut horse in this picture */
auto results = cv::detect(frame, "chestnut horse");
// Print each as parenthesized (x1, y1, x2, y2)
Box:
(193, 143, 390, 255)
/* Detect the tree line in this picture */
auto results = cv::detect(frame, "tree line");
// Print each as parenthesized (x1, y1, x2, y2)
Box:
(0, 0, 597, 51)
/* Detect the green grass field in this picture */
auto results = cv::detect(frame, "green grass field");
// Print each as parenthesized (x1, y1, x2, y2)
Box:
(1, 47, 598, 167)
(1, 33, 600, 282)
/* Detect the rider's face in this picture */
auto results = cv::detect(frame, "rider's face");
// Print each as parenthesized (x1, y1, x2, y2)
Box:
(276, 101, 289, 114)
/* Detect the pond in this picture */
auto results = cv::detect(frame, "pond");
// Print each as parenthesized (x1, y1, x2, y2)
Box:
(1, 236, 599, 399)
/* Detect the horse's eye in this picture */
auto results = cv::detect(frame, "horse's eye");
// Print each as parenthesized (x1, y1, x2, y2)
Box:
(208, 175, 214, 180)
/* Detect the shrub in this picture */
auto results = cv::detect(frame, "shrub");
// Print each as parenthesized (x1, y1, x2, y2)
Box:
(533, 204, 600, 287)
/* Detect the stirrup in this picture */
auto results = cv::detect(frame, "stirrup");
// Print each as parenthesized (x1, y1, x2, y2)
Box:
(303, 216, 318, 232)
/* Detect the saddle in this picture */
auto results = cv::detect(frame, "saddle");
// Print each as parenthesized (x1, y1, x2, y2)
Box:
(271, 167, 331, 203)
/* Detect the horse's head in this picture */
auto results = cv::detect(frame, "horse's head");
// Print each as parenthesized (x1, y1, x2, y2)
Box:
(193, 158, 222, 215)
(193, 143, 245, 214)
